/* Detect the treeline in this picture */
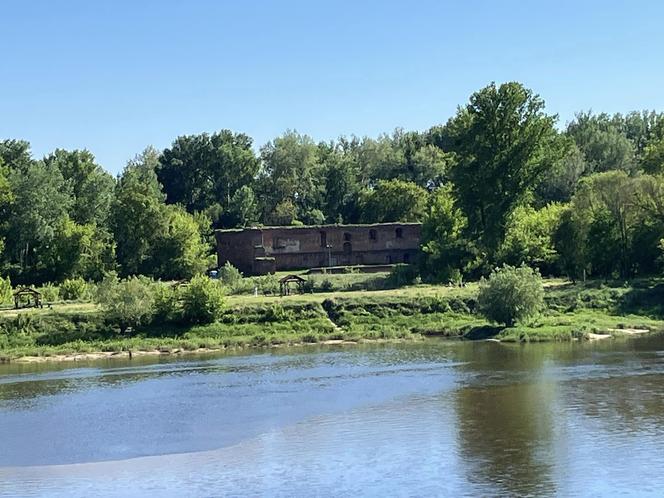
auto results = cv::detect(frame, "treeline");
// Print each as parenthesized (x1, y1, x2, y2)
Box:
(1, 81, 664, 285)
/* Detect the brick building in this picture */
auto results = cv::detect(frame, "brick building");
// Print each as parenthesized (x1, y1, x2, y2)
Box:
(215, 223, 422, 275)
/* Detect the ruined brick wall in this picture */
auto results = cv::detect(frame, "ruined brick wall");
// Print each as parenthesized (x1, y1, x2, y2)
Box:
(216, 223, 421, 275)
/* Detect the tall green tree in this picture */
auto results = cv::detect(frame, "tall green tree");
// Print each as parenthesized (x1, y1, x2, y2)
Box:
(571, 171, 639, 278)
(42, 217, 116, 282)
(43, 149, 115, 225)
(151, 205, 211, 279)
(221, 185, 259, 228)
(258, 131, 323, 224)
(641, 138, 664, 174)
(535, 141, 586, 204)
(0, 139, 32, 171)
(320, 148, 361, 223)
(4, 160, 73, 282)
(158, 130, 260, 217)
(498, 203, 565, 273)
(111, 148, 169, 276)
(420, 185, 478, 282)
(566, 112, 635, 173)
(359, 179, 429, 223)
(112, 148, 211, 279)
(435, 82, 559, 258)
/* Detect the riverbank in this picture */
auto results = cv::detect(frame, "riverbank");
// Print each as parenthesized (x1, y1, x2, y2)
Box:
(1, 279, 664, 362)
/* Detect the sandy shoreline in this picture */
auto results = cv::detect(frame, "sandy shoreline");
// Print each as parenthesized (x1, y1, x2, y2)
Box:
(5, 339, 372, 364)
(2, 328, 656, 363)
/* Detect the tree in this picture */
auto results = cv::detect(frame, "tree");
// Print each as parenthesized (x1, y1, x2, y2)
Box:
(436, 82, 559, 257)
(258, 131, 323, 223)
(96, 273, 155, 333)
(478, 265, 544, 327)
(221, 185, 259, 228)
(110, 148, 169, 276)
(4, 160, 73, 282)
(43, 149, 115, 226)
(611, 110, 664, 160)
(180, 274, 225, 324)
(0, 139, 32, 171)
(152, 205, 211, 280)
(42, 218, 116, 282)
(641, 138, 664, 174)
(566, 112, 635, 173)
(158, 130, 260, 216)
(553, 207, 588, 282)
(420, 185, 478, 282)
(0, 158, 13, 259)
(359, 179, 429, 223)
(572, 171, 639, 278)
(498, 203, 566, 273)
(320, 150, 361, 223)
(267, 199, 300, 226)
(112, 148, 211, 280)
(535, 142, 587, 204)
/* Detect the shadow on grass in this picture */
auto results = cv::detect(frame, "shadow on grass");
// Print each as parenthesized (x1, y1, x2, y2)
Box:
(617, 282, 664, 318)
(464, 325, 504, 340)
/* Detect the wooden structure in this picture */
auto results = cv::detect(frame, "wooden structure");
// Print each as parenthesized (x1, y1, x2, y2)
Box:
(13, 287, 43, 309)
(279, 274, 306, 296)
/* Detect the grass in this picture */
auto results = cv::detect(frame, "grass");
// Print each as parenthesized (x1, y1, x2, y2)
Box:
(1, 278, 664, 361)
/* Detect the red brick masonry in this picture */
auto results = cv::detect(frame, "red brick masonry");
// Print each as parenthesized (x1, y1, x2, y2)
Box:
(215, 223, 422, 275)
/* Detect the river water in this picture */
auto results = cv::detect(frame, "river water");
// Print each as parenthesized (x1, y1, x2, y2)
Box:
(1, 336, 664, 497)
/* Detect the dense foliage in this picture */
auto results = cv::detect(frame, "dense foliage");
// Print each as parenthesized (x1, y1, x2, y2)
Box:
(1, 81, 664, 287)
(180, 275, 225, 324)
(478, 265, 544, 326)
(96, 273, 156, 333)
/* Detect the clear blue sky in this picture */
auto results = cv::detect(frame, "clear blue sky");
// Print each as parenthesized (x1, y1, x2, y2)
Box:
(2, 0, 664, 174)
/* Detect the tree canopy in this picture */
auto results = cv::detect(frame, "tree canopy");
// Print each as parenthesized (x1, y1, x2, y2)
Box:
(2, 82, 664, 285)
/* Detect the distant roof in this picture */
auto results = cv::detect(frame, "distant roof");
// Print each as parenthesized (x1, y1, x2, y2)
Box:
(278, 274, 307, 283)
(217, 222, 421, 234)
(13, 286, 41, 297)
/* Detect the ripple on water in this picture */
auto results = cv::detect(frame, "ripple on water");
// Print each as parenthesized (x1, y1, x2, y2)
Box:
(1, 339, 664, 497)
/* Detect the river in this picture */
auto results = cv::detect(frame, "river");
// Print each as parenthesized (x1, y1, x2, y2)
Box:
(1, 336, 664, 497)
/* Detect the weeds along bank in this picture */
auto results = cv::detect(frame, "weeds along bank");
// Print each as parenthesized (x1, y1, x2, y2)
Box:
(1, 278, 664, 361)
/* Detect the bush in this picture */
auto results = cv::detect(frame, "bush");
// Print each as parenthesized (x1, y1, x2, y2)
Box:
(320, 278, 334, 292)
(255, 274, 279, 295)
(0, 276, 11, 304)
(153, 283, 179, 323)
(181, 275, 225, 324)
(218, 262, 243, 288)
(386, 264, 419, 288)
(478, 264, 544, 326)
(59, 278, 88, 301)
(38, 283, 60, 303)
(96, 273, 155, 333)
(300, 278, 316, 293)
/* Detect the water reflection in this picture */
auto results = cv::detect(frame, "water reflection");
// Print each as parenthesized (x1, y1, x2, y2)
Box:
(1, 338, 664, 496)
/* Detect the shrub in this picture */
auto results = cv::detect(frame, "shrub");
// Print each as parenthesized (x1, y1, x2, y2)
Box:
(153, 283, 179, 323)
(386, 264, 419, 288)
(218, 262, 243, 288)
(320, 278, 334, 292)
(478, 264, 544, 326)
(96, 273, 155, 333)
(255, 274, 279, 295)
(38, 283, 60, 303)
(60, 277, 88, 301)
(0, 276, 11, 304)
(181, 275, 225, 324)
(301, 278, 316, 293)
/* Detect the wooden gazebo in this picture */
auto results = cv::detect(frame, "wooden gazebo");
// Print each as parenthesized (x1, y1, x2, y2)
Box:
(279, 274, 306, 296)
(13, 287, 43, 309)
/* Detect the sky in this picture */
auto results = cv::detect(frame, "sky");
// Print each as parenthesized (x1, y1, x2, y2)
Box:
(2, 0, 664, 174)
